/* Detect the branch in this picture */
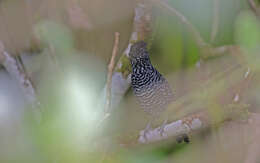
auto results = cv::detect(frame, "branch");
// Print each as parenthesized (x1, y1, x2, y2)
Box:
(138, 104, 249, 144)
(101, 0, 153, 112)
(248, 0, 260, 18)
(138, 111, 208, 144)
(200, 45, 240, 59)
(0, 41, 40, 115)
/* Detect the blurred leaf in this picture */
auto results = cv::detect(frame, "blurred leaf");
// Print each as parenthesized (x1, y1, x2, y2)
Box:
(34, 20, 75, 55)
(235, 11, 260, 70)
(151, 14, 184, 73)
(235, 11, 260, 53)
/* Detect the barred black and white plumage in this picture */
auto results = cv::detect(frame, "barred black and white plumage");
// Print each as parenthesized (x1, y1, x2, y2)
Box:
(129, 41, 174, 117)
(129, 41, 190, 143)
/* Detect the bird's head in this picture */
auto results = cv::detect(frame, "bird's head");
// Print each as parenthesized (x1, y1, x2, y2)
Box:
(129, 41, 149, 60)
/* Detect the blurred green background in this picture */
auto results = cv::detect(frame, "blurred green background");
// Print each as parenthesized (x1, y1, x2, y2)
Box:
(1, 0, 260, 162)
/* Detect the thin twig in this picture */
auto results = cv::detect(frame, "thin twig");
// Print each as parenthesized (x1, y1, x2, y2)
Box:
(155, 0, 207, 48)
(100, 0, 153, 112)
(105, 32, 120, 113)
(210, 0, 219, 43)
(98, 32, 120, 162)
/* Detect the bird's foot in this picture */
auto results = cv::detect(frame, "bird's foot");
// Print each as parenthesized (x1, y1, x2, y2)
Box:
(183, 134, 190, 143)
(176, 134, 190, 144)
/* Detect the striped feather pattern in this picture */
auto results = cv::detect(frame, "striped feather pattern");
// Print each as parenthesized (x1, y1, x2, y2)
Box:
(130, 41, 174, 116)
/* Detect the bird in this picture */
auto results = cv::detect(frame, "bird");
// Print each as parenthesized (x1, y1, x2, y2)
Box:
(129, 41, 189, 143)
